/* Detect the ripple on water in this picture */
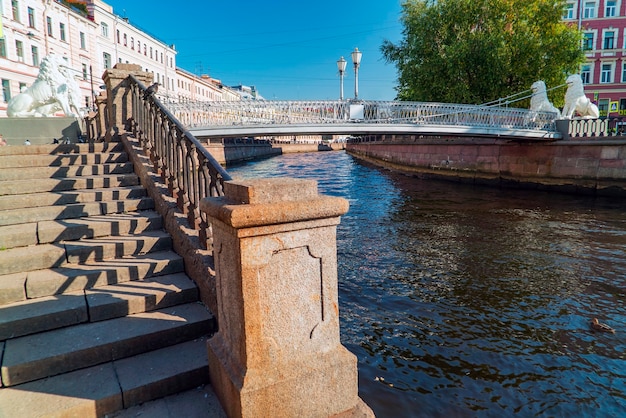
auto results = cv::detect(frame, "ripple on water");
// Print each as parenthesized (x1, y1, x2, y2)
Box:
(226, 151, 626, 417)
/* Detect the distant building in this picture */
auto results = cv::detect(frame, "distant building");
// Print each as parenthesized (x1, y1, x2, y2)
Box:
(175, 69, 239, 102)
(229, 84, 264, 100)
(89, 0, 176, 94)
(564, 0, 626, 116)
(0, 0, 245, 117)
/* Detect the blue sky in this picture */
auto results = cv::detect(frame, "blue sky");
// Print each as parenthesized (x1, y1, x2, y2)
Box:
(104, 0, 404, 100)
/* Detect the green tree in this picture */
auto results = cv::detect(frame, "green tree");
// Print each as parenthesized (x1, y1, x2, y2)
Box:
(382, 0, 585, 106)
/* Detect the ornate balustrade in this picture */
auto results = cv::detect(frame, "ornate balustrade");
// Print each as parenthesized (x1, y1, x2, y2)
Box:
(567, 116, 626, 138)
(169, 99, 559, 133)
(127, 75, 232, 249)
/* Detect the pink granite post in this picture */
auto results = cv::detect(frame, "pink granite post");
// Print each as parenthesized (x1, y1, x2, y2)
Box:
(200, 178, 374, 418)
(103, 64, 152, 140)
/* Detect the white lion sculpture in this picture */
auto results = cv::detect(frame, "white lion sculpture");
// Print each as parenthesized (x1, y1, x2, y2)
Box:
(562, 74, 599, 119)
(7, 54, 82, 118)
(530, 80, 560, 117)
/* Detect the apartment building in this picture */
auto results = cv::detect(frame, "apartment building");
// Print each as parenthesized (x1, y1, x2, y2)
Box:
(176, 68, 239, 103)
(564, 0, 626, 115)
(0, 0, 241, 117)
(0, 0, 98, 113)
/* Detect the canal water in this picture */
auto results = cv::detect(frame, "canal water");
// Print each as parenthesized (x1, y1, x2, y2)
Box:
(226, 150, 626, 417)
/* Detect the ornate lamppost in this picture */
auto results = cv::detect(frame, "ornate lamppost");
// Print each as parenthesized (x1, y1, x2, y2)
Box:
(351, 47, 362, 100)
(337, 56, 347, 100)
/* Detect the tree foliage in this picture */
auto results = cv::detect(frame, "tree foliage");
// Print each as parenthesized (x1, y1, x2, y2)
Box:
(381, 0, 585, 106)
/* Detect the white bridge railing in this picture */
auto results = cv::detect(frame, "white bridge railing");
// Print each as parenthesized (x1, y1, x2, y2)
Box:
(167, 100, 558, 133)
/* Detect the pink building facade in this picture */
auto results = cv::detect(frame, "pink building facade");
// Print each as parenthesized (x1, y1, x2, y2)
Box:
(565, 0, 626, 116)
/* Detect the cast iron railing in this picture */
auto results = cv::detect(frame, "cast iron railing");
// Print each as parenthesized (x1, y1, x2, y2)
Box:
(168, 99, 559, 133)
(128, 75, 232, 249)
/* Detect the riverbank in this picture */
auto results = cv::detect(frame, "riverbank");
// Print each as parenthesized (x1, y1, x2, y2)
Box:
(346, 136, 626, 197)
(201, 140, 345, 165)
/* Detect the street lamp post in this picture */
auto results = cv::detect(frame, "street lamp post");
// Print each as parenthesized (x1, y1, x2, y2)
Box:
(337, 56, 347, 100)
(351, 47, 362, 100)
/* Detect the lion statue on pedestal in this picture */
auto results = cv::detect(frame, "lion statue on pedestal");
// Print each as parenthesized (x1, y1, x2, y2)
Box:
(530, 80, 560, 117)
(7, 54, 82, 118)
(561, 74, 599, 119)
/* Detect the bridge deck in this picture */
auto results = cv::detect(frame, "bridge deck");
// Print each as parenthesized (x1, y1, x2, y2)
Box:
(189, 123, 560, 141)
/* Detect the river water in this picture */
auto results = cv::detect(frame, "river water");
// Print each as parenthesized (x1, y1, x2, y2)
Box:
(226, 150, 626, 417)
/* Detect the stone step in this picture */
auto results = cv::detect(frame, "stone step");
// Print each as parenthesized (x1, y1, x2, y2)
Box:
(0, 273, 198, 340)
(64, 230, 173, 264)
(0, 142, 124, 157)
(0, 151, 128, 169)
(0, 173, 139, 195)
(108, 384, 226, 418)
(0, 230, 173, 276)
(0, 302, 213, 387)
(0, 162, 135, 181)
(0, 337, 215, 417)
(0, 185, 147, 211)
(0, 197, 155, 229)
(37, 210, 162, 244)
(2, 172, 140, 196)
(0, 250, 185, 306)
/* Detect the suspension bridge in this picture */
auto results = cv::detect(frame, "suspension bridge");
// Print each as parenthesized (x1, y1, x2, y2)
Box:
(168, 99, 562, 141)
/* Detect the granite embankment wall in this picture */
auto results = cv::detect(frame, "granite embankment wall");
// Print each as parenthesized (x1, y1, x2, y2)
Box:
(203, 142, 345, 165)
(203, 143, 281, 166)
(346, 137, 626, 196)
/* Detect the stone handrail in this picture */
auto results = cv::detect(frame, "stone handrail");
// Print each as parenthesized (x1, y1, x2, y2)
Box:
(566, 116, 626, 138)
(100, 64, 373, 417)
(127, 75, 232, 249)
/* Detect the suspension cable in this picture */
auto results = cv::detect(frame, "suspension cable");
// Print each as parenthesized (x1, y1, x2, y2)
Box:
(480, 82, 569, 107)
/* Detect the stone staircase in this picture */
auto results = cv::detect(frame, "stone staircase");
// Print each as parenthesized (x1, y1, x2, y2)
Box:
(0, 142, 223, 417)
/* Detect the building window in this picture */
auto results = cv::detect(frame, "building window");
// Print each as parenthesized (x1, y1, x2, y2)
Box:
(60, 23, 66, 42)
(620, 98, 626, 114)
(606, 0, 617, 17)
(584, 1, 596, 18)
(601, 63, 614, 83)
(2, 79, 11, 102)
(123, 34, 127, 46)
(80, 32, 86, 49)
(116, 29, 120, 43)
(28, 7, 35, 28)
(0, 39, 6, 58)
(563, 2, 575, 19)
(11, 0, 20, 22)
(150, 47, 153, 59)
(101, 22, 109, 38)
(19, 82, 26, 92)
(583, 33, 594, 50)
(103, 52, 111, 69)
(131, 37, 134, 50)
(31, 45, 39, 66)
(599, 99, 609, 116)
(604, 30, 615, 49)
(137, 41, 141, 53)
(144, 45, 147, 55)
(82, 63, 88, 80)
(47, 17, 53, 37)
(16, 40, 24, 62)
(581, 64, 592, 84)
